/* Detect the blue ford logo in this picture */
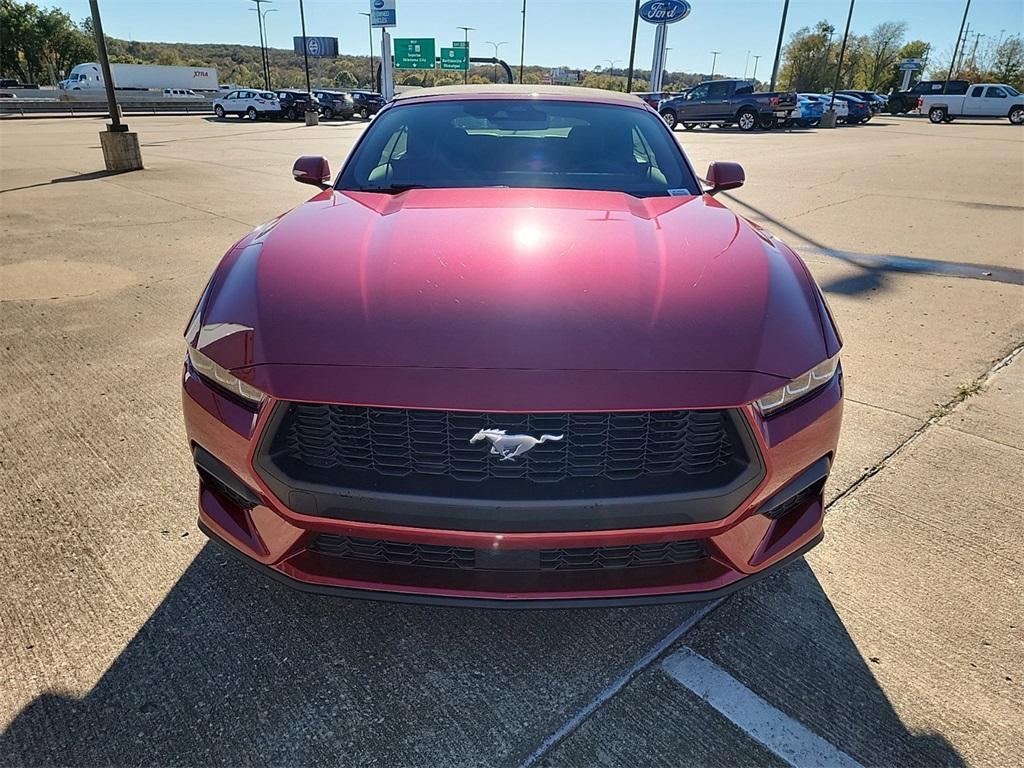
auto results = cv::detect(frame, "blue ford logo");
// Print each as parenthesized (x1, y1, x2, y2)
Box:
(372, 0, 384, 8)
(639, 0, 691, 24)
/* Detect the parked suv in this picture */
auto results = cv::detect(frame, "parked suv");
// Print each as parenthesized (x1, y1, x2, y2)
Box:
(312, 89, 355, 120)
(887, 80, 969, 113)
(350, 90, 385, 119)
(659, 79, 797, 131)
(212, 90, 281, 120)
(276, 90, 321, 121)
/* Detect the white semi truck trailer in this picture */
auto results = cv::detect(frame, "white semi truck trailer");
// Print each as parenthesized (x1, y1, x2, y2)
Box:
(61, 63, 220, 91)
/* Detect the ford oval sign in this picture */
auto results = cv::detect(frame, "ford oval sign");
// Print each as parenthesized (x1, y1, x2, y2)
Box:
(639, 0, 691, 24)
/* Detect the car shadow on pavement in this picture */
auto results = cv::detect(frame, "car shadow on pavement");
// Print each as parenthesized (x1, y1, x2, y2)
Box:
(1, 543, 965, 766)
(0, 169, 136, 195)
(683, 557, 967, 767)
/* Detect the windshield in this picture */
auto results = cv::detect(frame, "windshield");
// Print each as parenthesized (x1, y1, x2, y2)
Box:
(337, 99, 699, 197)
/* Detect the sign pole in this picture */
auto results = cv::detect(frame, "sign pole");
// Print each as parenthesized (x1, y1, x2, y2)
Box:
(381, 29, 394, 101)
(650, 23, 667, 92)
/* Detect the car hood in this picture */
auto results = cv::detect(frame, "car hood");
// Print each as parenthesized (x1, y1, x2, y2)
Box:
(192, 188, 826, 385)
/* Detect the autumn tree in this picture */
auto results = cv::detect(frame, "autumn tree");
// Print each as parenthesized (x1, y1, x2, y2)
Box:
(0, 0, 94, 84)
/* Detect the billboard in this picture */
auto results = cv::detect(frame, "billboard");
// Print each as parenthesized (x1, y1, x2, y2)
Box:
(293, 36, 339, 58)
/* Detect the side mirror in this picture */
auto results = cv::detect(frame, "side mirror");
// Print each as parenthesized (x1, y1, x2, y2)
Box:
(292, 155, 331, 187)
(705, 161, 745, 195)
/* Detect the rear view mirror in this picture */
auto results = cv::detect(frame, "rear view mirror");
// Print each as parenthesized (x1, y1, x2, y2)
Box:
(705, 161, 745, 195)
(292, 155, 331, 187)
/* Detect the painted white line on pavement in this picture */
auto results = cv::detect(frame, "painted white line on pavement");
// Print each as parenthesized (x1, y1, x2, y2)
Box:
(518, 599, 725, 768)
(661, 648, 862, 768)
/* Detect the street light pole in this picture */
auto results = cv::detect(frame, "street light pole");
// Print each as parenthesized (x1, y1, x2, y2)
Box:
(945, 0, 971, 92)
(830, 0, 856, 110)
(486, 41, 508, 82)
(248, 0, 273, 90)
(710, 50, 720, 79)
(262, 7, 277, 88)
(297, 0, 316, 124)
(751, 55, 762, 81)
(457, 26, 474, 84)
(359, 12, 374, 89)
(88, 0, 143, 170)
(626, 0, 641, 92)
(769, 0, 790, 91)
(519, 0, 527, 83)
(744, 49, 750, 78)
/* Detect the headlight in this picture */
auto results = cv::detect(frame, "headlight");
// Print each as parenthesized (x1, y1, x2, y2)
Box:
(756, 354, 840, 416)
(186, 345, 266, 405)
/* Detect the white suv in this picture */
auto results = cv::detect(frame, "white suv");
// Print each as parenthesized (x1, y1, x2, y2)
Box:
(212, 90, 282, 120)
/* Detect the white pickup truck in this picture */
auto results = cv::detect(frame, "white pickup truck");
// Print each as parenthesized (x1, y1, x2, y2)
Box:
(918, 83, 1024, 125)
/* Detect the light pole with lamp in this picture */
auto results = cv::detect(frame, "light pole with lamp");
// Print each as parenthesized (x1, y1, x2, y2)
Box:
(519, 0, 527, 83)
(485, 41, 508, 82)
(247, 0, 273, 90)
(259, 7, 278, 87)
(710, 50, 720, 79)
(751, 55, 762, 81)
(297, 0, 317, 125)
(359, 12, 375, 89)
(457, 26, 475, 84)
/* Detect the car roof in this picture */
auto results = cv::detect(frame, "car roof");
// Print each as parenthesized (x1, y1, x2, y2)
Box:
(392, 84, 648, 108)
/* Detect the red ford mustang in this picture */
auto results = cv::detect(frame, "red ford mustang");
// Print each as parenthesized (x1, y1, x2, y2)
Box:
(182, 85, 843, 607)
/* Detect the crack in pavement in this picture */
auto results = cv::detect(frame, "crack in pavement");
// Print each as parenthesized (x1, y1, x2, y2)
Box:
(517, 339, 1024, 767)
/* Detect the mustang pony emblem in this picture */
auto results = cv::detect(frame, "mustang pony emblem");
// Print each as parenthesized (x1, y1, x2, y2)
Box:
(469, 429, 564, 461)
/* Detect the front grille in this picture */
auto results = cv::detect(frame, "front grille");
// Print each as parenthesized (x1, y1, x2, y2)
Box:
(261, 404, 750, 501)
(310, 534, 707, 571)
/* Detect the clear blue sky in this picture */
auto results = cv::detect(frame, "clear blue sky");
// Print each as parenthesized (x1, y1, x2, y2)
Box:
(53, 0, 1024, 77)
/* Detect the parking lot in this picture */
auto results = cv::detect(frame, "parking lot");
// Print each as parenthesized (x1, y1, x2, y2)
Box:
(1, 113, 1021, 766)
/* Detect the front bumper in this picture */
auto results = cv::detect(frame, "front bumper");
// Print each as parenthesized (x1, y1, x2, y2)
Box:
(182, 365, 843, 606)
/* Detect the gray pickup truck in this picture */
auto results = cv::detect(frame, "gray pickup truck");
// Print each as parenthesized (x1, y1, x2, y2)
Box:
(659, 79, 798, 132)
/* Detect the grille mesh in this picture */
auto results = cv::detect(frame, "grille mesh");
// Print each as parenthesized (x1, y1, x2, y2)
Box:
(277, 405, 737, 485)
(310, 534, 707, 571)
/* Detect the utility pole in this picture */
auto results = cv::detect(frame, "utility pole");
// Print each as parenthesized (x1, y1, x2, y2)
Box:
(248, 0, 273, 90)
(457, 26, 475, 84)
(751, 54, 762, 81)
(744, 50, 750, 78)
(956, 23, 972, 75)
(944, 0, 971, 92)
(359, 12, 374, 89)
(519, 0, 527, 83)
(486, 41, 508, 82)
(626, 0, 641, 92)
(967, 32, 984, 71)
(710, 51, 721, 79)
(769, 0, 790, 91)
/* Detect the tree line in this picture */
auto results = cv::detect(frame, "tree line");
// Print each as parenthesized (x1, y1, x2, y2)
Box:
(780, 19, 1024, 93)
(3, 1, 1021, 94)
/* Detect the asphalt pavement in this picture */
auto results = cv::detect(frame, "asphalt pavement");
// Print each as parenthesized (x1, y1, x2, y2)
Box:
(0, 113, 1021, 767)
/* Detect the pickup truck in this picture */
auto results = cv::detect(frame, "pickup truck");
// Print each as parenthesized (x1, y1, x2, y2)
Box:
(658, 79, 797, 132)
(919, 83, 1024, 125)
(886, 80, 968, 113)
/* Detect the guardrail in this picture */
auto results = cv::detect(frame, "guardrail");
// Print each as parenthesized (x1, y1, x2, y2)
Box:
(0, 100, 212, 117)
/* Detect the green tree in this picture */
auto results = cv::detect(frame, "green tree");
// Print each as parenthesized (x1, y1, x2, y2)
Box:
(334, 69, 356, 88)
(989, 35, 1024, 88)
(858, 21, 908, 90)
(1, 0, 94, 84)
(779, 21, 837, 92)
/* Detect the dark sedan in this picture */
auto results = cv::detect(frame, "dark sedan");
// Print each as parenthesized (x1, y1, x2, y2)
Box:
(829, 93, 872, 124)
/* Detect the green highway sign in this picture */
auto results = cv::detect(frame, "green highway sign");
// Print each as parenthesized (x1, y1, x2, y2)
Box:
(440, 47, 469, 71)
(394, 38, 436, 70)
(452, 40, 468, 48)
